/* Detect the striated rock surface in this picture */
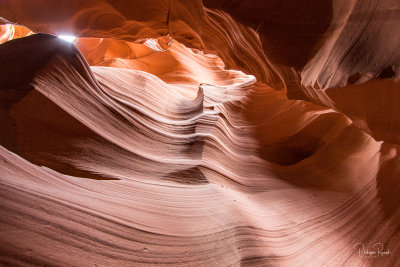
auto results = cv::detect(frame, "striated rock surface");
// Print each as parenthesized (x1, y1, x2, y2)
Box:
(1, 1, 400, 266)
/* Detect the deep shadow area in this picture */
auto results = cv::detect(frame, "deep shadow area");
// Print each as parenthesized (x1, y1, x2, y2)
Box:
(259, 130, 321, 166)
(203, 0, 333, 69)
(0, 33, 77, 90)
(2, 88, 118, 180)
(0, 34, 118, 180)
(378, 66, 395, 79)
(165, 167, 208, 184)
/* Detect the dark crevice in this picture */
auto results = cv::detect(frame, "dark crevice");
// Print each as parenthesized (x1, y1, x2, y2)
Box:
(378, 66, 395, 79)
(164, 167, 208, 184)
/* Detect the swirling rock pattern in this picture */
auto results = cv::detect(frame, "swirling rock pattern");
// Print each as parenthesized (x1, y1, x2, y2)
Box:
(1, 1, 400, 266)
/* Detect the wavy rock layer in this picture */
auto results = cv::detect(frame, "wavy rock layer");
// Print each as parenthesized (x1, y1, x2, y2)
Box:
(1, 1, 400, 266)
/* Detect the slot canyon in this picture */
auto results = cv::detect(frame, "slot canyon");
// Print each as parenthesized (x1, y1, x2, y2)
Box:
(1, 0, 400, 266)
